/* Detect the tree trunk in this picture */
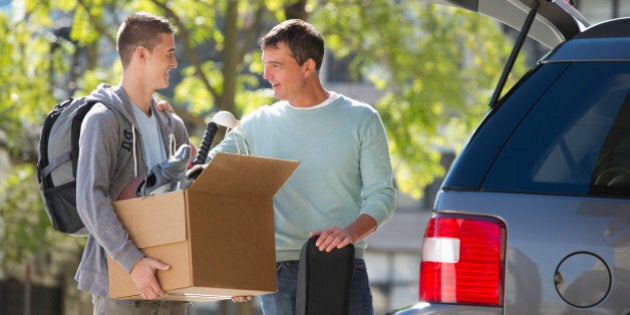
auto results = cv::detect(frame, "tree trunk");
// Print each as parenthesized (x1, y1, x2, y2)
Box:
(219, 0, 239, 115)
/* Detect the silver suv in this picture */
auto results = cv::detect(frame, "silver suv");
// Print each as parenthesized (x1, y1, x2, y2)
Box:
(394, 1, 630, 314)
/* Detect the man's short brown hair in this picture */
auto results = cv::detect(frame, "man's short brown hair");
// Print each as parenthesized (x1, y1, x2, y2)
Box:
(117, 12, 176, 68)
(261, 19, 325, 71)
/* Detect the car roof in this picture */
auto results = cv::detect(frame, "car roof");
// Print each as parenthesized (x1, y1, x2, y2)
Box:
(545, 18, 630, 62)
(422, 0, 590, 48)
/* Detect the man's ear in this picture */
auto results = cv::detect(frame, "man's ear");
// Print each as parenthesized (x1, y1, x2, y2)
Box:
(303, 58, 317, 77)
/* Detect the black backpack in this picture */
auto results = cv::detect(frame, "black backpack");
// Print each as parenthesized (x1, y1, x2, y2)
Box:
(296, 236, 355, 315)
(36, 97, 99, 237)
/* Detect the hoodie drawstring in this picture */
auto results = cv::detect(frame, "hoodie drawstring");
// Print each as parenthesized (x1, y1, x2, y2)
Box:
(132, 127, 138, 178)
(168, 134, 176, 158)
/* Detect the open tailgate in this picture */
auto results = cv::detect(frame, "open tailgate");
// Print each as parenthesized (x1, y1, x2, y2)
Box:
(423, 0, 589, 47)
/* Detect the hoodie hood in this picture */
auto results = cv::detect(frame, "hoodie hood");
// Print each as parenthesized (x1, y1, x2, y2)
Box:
(87, 83, 178, 156)
(87, 83, 151, 129)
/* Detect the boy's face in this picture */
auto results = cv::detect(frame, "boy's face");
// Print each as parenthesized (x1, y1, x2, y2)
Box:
(145, 33, 177, 90)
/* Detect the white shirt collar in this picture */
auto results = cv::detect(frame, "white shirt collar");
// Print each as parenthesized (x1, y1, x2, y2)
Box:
(286, 92, 339, 110)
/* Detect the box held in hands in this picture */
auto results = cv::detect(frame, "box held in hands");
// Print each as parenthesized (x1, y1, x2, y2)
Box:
(107, 153, 299, 301)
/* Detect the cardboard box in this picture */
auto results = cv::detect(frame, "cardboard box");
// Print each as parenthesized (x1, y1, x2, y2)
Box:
(107, 153, 299, 301)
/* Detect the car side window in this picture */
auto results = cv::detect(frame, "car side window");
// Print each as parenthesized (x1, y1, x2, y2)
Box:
(590, 93, 630, 196)
(483, 62, 630, 198)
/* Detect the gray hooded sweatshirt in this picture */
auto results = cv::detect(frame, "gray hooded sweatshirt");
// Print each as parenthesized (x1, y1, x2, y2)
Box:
(75, 83, 189, 298)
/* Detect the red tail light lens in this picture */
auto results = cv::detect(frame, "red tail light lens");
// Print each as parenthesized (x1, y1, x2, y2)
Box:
(419, 213, 505, 306)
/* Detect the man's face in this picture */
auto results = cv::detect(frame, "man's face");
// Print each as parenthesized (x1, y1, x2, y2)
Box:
(262, 41, 308, 102)
(146, 33, 177, 90)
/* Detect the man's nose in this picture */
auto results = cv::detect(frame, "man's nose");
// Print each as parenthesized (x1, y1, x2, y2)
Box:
(263, 67, 270, 80)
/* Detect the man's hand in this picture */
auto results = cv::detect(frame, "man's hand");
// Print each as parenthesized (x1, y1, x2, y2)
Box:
(310, 214, 378, 252)
(310, 226, 353, 252)
(156, 99, 175, 113)
(129, 257, 170, 299)
(232, 295, 254, 303)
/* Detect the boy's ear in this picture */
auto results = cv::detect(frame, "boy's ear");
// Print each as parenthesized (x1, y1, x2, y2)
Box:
(134, 46, 148, 64)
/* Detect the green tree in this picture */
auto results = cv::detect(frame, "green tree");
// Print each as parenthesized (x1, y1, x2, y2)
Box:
(0, 7, 80, 273)
(0, 0, 527, 290)
(312, 0, 528, 197)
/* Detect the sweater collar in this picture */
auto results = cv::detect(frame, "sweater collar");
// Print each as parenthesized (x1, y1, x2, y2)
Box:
(284, 92, 340, 111)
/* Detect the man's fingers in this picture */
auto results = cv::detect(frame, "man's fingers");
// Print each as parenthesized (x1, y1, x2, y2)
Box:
(311, 227, 352, 252)
(313, 228, 336, 247)
(337, 238, 352, 249)
(156, 100, 175, 113)
(232, 295, 253, 303)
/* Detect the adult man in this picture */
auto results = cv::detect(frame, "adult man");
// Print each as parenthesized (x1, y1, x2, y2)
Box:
(75, 12, 190, 314)
(212, 19, 396, 314)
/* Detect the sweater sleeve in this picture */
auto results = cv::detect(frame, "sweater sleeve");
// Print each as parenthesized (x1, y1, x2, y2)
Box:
(359, 112, 397, 227)
(76, 105, 144, 273)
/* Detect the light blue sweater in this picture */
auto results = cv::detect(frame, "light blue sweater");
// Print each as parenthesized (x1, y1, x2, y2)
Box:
(209, 94, 396, 261)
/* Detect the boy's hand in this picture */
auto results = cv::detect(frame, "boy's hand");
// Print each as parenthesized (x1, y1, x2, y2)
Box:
(130, 257, 170, 299)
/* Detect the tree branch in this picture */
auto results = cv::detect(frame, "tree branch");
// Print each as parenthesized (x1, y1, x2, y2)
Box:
(148, 0, 220, 103)
(75, 0, 117, 46)
(237, 3, 265, 63)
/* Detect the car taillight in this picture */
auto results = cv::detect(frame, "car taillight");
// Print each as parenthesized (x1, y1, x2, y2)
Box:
(419, 213, 505, 306)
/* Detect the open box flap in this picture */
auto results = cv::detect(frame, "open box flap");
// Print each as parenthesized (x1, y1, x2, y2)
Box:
(189, 153, 300, 197)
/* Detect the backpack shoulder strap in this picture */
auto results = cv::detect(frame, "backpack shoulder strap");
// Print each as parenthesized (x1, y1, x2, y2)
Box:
(70, 100, 99, 177)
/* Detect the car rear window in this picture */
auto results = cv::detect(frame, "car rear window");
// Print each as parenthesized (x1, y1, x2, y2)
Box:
(483, 62, 630, 198)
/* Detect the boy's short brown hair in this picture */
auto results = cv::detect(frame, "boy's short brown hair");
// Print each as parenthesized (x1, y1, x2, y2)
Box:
(117, 12, 176, 68)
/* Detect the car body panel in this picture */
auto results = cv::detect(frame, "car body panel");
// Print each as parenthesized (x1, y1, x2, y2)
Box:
(395, 191, 630, 314)
(391, 302, 502, 315)
(546, 38, 630, 62)
(437, 191, 630, 315)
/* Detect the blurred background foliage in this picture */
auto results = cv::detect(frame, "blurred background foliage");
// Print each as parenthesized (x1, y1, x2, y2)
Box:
(0, 0, 527, 284)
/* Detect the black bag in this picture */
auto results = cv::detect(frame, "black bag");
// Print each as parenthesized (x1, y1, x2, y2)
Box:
(36, 97, 98, 236)
(296, 236, 355, 315)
